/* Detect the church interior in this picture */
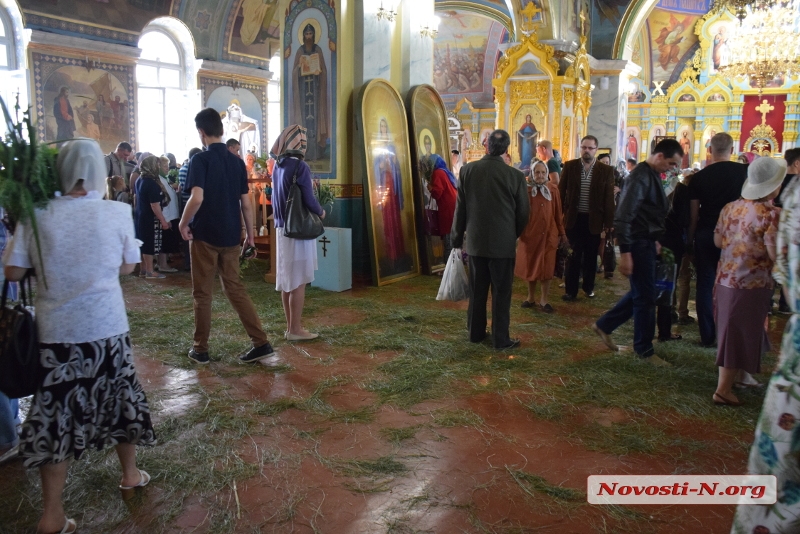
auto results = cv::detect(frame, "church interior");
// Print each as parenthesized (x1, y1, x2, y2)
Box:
(0, 0, 799, 532)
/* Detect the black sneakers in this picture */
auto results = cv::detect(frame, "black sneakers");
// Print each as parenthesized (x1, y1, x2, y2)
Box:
(239, 342, 275, 363)
(188, 349, 210, 365)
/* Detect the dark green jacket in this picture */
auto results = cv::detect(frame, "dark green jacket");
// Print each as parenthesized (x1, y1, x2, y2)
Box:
(451, 155, 530, 258)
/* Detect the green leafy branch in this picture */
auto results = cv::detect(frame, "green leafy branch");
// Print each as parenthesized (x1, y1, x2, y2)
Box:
(0, 96, 61, 288)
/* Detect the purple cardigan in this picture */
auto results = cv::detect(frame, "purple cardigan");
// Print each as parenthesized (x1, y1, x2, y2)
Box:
(272, 157, 323, 228)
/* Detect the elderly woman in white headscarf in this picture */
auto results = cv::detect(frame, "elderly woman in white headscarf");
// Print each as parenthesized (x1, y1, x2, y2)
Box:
(3, 138, 156, 534)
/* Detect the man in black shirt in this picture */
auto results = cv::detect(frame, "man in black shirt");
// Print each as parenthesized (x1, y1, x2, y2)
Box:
(687, 132, 747, 347)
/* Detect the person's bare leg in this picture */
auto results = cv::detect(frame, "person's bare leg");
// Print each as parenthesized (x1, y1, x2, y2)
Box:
(116, 443, 141, 488)
(281, 291, 291, 333)
(287, 285, 312, 336)
(540, 279, 551, 307)
(715, 367, 740, 402)
(526, 281, 536, 303)
(38, 461, 70, 534)
(142, 254, 154, 274)
(735, 370, 760, 386)
(158, 252, 169, 270)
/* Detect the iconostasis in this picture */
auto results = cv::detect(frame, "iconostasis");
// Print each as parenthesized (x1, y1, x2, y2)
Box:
(626, 6, 800, 166)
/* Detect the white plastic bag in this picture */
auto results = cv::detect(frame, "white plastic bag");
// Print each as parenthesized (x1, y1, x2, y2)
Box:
(437, 248, 470, 301)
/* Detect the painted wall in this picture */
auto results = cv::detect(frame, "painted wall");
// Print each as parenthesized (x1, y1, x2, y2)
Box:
(433, 9, 508, 110)
(32, 52, 136, 153)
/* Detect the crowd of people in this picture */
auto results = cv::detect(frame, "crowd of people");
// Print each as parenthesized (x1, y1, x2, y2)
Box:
(2, 112, 800, 531)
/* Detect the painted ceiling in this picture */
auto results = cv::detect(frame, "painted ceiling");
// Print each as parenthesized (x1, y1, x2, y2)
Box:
(15, 0, 711, 71)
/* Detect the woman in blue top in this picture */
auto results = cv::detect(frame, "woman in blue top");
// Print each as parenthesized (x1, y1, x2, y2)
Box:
(134, 156, 171, 279)
(270, 125, 325, 341)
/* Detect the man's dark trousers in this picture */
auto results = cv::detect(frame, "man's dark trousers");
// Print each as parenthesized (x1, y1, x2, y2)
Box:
(565, 213, 601, 298)
(467, 255, 515, 348)
(694, 227, 719, 345)
(595, 239, 657, 357)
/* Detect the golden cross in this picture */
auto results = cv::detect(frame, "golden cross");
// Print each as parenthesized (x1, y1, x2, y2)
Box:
(521, 1, 542, 34)
(756, 99, 774, 125)
(522, 1, 542, 21)
(579, 9, 586, 37)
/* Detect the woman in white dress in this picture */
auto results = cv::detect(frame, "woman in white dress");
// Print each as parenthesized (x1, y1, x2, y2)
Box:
(4, 138, 155, 534)
(270, 125, 325, 341)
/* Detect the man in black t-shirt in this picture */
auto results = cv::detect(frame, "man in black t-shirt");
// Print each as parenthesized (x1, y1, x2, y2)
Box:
(687, 132, 747, 347)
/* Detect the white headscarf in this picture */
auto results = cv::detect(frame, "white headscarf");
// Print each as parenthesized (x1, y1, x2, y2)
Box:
(56, 138, 106, 196)
(530, 160, 552, 201)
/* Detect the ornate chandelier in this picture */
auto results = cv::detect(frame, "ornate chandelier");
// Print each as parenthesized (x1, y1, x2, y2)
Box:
(716, 0, 800, 93)
(712, 0, 755, 22)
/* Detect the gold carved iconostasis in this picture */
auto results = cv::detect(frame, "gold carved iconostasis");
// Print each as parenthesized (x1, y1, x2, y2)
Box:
(492, 27, 592, 170)
(626, 5, 800, 165)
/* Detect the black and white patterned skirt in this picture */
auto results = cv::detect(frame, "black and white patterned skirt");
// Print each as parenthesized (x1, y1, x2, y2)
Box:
(19, 333, 156, 467)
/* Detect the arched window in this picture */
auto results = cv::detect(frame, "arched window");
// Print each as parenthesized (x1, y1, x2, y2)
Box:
(136, 28, 187, 156)
(0, 8, 14, 71)
(267, 54, 281, 150)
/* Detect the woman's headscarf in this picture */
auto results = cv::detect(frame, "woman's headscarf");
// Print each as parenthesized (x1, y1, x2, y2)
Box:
(56, 138, 106, 196)
(270, 125, 307, 164)
(133, 151, 153, 173)
(139, 155, 171, 206)
(740, 152, 759, 165)
(419, 154, 458, 189)
(529, 160, 551, 201)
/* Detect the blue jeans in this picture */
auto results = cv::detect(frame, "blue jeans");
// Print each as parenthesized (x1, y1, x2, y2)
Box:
(596, 239, 657, 357)
(694, 227, 720, 345)
(0, 391, 19, 449)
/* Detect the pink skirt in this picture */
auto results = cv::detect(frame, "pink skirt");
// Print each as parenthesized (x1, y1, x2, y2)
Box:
(714, 284, 771, 374)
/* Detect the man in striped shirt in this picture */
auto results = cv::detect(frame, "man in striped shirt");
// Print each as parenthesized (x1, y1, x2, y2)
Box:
(557, 135, 617, 301)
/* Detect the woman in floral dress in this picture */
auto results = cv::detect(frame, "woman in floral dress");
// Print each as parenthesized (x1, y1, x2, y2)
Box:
(713, 157, 783, 407)
(732, 163, 800, 533)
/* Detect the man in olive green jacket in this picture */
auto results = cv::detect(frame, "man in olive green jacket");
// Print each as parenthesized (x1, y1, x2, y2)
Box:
(451, 129, 530, 349)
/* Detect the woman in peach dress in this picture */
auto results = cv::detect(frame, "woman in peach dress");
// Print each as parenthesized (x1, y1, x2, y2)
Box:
(515, 161, 568, 313)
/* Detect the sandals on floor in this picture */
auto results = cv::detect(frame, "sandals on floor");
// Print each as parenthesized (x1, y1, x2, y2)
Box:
(42, 518, 76, 534)
(713, 393, 742, 407)
(119, 469, 151, 490)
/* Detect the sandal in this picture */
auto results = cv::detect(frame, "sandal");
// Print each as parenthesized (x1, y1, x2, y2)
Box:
(145, 272, 166, 280)
(713, 393, 742, 407)
(658, 334, 682, 342)
(540, 303, 554, 313)
(119, 469, 151, 490)
(41, 518, 76, 534)
(520, 300, 533, 308)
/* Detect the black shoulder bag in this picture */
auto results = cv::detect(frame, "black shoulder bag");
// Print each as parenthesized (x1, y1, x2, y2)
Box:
(283, 168, 324, 240)
(0, 273, 39, 398)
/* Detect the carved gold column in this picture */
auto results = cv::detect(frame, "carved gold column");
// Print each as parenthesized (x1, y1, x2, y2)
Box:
(552, 86, 563, 149)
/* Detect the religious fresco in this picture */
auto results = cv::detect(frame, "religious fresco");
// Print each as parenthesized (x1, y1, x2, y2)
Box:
(224, 0, 280, 66)
(434, 10, 508, 109)
(676, 125, 693, 168)
(514, 108, 543, 170)
(701, 126, 717, 166)
(407, 85, 452, 274)
(32, 53, 135, 153)
(201, 78, 267, 157)
(359, 80, 420, 286)
(649, 124, 666, 153)
(624, 127, 640, 161)
(590, 0, 630, 60)
(283, 0, 337, 177)
(623, 0, 709, 93)
(706, 18, 733, 76)
(22, 0, 173, 44)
